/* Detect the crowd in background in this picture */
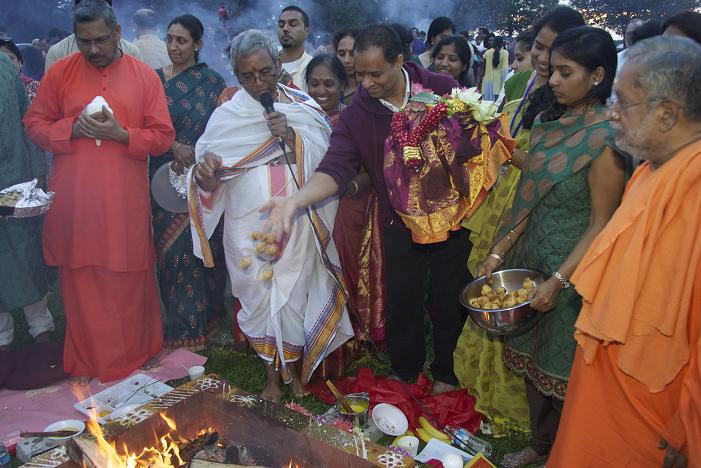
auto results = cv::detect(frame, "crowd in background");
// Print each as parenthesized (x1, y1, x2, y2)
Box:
(2, 1, 701, 466)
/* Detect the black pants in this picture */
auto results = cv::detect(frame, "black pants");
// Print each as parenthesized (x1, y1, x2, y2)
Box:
(383, 228, 471, 386)
(526, 378, 564, 455)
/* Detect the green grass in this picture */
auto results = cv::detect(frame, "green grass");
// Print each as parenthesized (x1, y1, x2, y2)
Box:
(8, 295, 537, 466)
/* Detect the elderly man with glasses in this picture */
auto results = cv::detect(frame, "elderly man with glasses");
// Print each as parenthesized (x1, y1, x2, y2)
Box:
(549, 35, 701, 468)
(188, 29, 352, 403)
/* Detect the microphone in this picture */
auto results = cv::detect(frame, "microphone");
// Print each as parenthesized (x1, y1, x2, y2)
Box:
(260, 91, 286, 152)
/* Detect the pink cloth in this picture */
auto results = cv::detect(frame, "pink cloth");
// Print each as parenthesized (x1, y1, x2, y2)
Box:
(0, 349, 206, 451)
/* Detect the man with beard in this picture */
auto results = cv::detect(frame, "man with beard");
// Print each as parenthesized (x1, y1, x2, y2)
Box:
(45, 0, 142, 71)
(23, 0, 175, 384)
(278, 5, 312, 90)
(549, 36, 701, 467)
(261, 24, 469, 395)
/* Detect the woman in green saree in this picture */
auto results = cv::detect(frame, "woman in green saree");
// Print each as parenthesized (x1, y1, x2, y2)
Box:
(150, 15, 227, 351)
(455, 8, 584, 438)
(479, 27, 625, 467)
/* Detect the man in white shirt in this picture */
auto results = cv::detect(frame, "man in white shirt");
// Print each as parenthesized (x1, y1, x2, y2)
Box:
(277, 5, 312, 90)
(133, 9, 170, 70)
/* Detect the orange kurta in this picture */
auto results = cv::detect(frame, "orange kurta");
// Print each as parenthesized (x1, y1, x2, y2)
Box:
(548, 141, 701, 466)
(23, 52, 175, 381)
(24, 52, 175, 270)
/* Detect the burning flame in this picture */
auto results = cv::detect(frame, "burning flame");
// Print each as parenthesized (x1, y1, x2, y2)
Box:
(72, 385, 209, 467)
(83, 414, 186, 467)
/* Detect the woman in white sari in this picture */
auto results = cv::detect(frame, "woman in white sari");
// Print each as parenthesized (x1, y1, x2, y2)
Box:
(188, 30, 352, 401)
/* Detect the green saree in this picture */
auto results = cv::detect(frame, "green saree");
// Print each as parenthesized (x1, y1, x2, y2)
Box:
(500, 104, 614, 399)
(151, 63, 226, 351)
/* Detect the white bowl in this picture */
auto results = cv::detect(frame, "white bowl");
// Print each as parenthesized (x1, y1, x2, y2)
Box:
(188, 365, 205, 381)
(43, 419, 85, 443)
(371, 403, 408, 436)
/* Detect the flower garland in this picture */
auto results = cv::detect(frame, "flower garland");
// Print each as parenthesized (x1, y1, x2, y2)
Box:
(390, 86, 498, 172)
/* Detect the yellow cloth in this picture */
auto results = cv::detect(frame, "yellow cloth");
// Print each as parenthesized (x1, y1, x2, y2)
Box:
(454, 98, 532, 437)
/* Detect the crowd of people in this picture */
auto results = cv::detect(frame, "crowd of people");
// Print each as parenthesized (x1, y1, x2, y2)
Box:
(1, 0, 700, 465)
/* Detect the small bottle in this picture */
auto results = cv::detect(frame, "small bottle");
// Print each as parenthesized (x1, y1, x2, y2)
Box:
(448, 426, 493, 458)
(0, 443, 11, 468)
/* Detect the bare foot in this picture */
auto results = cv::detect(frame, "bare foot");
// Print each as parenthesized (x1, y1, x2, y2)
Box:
(501, 446, 547, 468)
(431, 380, 457, 395)
(70, 376, 92, 386)
(260, 364, 282, 403)
(287, 363, 309, 399)
(140, 356, 161, 370)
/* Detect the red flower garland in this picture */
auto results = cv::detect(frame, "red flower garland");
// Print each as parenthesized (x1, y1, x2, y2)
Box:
(391, 102, 449, 172)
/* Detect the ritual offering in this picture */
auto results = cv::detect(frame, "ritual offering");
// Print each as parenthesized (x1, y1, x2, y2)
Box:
(460, 268, 545, 335)
(384, 86, 515, 243)
(468, 276, 536, 310)
(0, 179, 54, 218)
(250, 231, 280, 262)
(84, 95, 113, 146)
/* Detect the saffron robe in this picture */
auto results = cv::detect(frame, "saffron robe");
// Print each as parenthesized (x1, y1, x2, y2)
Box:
(549, 141, 701, 466)
(24, 53, 175, 381)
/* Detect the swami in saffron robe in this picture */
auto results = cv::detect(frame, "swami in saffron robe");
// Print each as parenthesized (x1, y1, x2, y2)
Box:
(23, 52, 175, 382)
(548, 140, 701, 466)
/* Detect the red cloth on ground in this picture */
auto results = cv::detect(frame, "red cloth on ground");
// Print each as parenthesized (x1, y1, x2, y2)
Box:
(306, 367, 483, 433)
(60, 266, 164, 382)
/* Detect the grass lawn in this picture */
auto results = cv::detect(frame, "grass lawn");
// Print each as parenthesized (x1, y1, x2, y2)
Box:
(7, 294, 538, 467)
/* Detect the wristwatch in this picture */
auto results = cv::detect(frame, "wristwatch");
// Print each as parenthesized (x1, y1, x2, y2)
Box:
(552, 271, 570, 289)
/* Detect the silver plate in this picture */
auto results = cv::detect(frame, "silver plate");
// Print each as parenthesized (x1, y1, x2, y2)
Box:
(151, 163, 189, 214)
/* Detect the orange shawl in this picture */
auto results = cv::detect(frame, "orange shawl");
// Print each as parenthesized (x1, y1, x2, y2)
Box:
(572, 140, 701, 392)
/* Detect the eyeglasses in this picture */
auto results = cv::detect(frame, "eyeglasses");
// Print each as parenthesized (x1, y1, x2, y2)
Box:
(75, 34, 114, 48)
(238, 68, 277, 85)
(607, 97, 662, 112)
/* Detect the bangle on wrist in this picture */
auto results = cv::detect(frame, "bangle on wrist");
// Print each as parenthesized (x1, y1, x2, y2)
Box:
(349, 180, 359, 195)
(488, 252, 504, 264)
(552, 271, 570, 289)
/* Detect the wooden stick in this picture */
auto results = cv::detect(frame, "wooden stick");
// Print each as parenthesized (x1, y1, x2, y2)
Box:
(20, 430, 80, 438)
(325, 380, 355, 414)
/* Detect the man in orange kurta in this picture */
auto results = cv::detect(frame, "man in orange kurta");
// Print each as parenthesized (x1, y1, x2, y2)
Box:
(548, 36, 701, 467)
(23, 0, 174, 383)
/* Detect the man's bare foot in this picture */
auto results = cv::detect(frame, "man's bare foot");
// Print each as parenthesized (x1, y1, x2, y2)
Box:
(432, 380, 457, 395)
(287, 363, 309, 399)
(34, 331, 51, 343)
(70, 376, 92, 386)
(261, 364, 282, 403)
(140, 356, 161, 370)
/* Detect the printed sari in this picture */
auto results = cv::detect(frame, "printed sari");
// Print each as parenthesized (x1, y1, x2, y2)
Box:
(499, 104, 615, 399)
(151, 63, 226, 351)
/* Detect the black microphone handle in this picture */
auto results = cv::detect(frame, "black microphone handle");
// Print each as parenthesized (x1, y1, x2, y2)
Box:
(260, 92, 286, 151)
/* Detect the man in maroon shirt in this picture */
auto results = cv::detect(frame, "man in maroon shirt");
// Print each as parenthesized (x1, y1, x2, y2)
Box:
(259, 24, 471, 393)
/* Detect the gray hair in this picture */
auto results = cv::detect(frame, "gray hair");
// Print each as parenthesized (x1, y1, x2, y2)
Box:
(73, 0, 117, 32)
(229, 29, 279, 72)
(625, 35, 701, 121)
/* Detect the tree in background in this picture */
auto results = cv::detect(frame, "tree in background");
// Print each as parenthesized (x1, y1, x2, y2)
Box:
(454, 0, 558, 35)
(570, 0, 700, 33)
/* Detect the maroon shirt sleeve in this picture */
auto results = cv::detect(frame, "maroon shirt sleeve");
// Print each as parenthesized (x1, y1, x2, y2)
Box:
(315, 112, 361, 192)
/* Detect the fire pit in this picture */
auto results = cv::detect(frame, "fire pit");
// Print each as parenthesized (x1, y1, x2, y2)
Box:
(25, 376, 414, 468)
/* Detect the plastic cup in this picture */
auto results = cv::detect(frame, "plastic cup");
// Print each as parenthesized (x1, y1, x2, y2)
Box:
(187, 365, 205, 381)
(396, 435, 419, 457)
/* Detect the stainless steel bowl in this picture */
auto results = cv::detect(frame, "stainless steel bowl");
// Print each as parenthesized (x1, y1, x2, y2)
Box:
(459, 268, 546, 335)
